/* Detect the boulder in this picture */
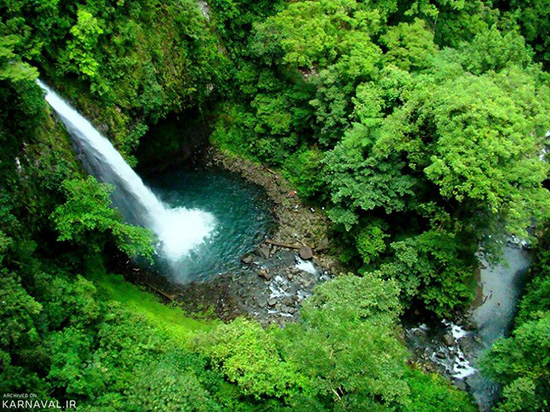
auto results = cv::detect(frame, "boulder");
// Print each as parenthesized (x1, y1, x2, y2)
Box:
(257, 245, 271, 260)
(241, 253, 254, 265)
(315, 237, 330, 252)
(299, 246, 314, 260)
(443, 333, 456, 347)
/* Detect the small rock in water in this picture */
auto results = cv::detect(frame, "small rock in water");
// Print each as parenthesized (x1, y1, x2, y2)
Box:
(268, 298, 277, 307)
(299, 246, 314, 260)
(443, 333, 456, 347)
(453, 379, 468, 392)
(241, 253, 254, 264)
(464, 320, 478, 331)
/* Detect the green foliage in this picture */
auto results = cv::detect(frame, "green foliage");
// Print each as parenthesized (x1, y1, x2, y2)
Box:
(482, 314, 550, 411)
(0, 35, 38, 82)
(209, 0, 285, 60)
(508, 0, 550, 67)
(278, 273, 410, 411)
(282, 148, 325, 199)
(404, 0, 497, 48)
(382, 19, 438, 72)
(404, 368, 476, 412)
(193, 318, 306, 400)
(356, 219, 389, 266)
(515, 230, 550, 325)
(0, 273, 41, 349)
(52, 176, 154, 260)
(322, 27, 549, 313)
(458, 26, 532, 75)
(2, 0, 550, 409)
(191, 273, 475, 411)
(126, 351, 223, 412)
(382, 230, 474, 317)
(422, 69, 550, 236)
(0, 0, 231, 157)
(65, 9, 104, 80)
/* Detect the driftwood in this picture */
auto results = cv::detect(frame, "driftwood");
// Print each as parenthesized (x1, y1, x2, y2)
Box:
(265, 239, 302, 250)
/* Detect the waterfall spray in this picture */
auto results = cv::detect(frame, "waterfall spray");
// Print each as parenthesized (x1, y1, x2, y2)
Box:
(37, 80, 216, 270)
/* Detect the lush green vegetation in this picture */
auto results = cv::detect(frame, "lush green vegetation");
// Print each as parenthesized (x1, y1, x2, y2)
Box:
(1, 0, 549, 410)
(210, 0, 550, 317)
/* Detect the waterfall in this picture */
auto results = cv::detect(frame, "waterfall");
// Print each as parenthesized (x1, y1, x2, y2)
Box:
(37, 80, 216, 268)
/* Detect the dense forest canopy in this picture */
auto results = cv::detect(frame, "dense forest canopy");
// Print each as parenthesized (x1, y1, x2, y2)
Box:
(1, 0, 549, 410)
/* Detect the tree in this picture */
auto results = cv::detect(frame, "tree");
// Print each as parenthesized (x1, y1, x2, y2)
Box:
(508, 0, 550, 68)
(0, 35, 38, 82)
(52, 176, 154, 260)
(192, 318, 307, 400)
(381, 18, 438, 72)
(381, 230, 474, 317)
(404, 368, 476, 412)
(126, 352, 223, 412)
(481, 315, 550, 412)
(278, 273, 410, 411)
(64, 9, 104, 81)
(422, 68, 550, 237)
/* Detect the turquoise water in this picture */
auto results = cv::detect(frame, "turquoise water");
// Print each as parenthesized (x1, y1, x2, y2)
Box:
(145, 168, 274, 282)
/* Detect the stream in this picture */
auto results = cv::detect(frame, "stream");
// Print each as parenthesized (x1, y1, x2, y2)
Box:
(406, 244, 530, 410)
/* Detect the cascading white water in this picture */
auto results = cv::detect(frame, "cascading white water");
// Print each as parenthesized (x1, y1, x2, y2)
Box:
(37, 80, 216, 265)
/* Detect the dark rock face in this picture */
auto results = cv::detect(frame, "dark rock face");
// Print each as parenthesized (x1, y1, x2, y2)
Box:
(135, 110, 211, 173)
(299, 246, 313, 260)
